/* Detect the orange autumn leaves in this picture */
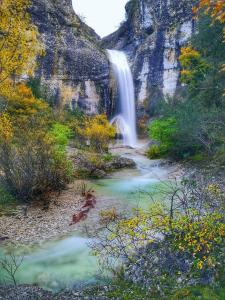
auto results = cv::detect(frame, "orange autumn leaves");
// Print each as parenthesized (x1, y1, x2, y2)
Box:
(180, 1, 225, 87)
(1, 83, 48, 116)
(193, 0, 225, 24)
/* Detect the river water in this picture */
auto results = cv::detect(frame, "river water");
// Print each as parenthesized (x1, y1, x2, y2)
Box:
(0, 145, 179, 291)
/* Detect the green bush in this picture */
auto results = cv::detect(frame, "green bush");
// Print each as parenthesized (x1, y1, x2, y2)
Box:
(146, 144, 161, 159)
(0, 118, 73, 202)
(0, 185, 16, 215)
(149, 101, 225, 159)
(147, 15, 225, 161)
(148, 118, 177, 155)
(102, 153, 113, 162)
(49, 123, 72, 152)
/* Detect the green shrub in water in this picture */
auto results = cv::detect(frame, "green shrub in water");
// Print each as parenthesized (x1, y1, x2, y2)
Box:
(146, 144, 161, 159)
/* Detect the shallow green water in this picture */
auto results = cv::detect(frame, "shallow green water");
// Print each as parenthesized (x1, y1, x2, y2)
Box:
(0, 236, 99, 292)
(0, 147, 173, 291)
(91, 151, 171, 209)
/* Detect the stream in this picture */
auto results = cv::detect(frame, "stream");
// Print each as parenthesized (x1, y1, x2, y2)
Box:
(0, 144, 180, 292)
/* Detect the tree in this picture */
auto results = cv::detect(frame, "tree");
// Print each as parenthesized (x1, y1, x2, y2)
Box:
(0, 0, 43, 88)
(179, 47, 209, 90)
(194, 0, 225, 24)
(0, 0, 46, 116)
(148, 118, 177, 156)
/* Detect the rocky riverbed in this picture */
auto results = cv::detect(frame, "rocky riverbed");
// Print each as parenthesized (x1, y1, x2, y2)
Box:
(0, 181, 128, 246)
(0, 146, 184, 297)
(0, 284, 109, 300)
(0, 152, 137, 245)
(0, 183, 84, 245)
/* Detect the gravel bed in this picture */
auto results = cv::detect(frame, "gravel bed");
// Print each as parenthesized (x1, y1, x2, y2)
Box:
(0, 285, 110, 300)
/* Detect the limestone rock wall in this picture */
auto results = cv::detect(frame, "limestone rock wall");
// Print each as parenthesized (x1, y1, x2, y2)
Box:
(103, 0, 195, 117)
(31, 0, 110, 115)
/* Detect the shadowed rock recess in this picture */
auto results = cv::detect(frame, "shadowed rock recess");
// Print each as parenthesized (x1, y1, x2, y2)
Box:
(103, 0, 195, 117)
(30, 0, 110, 115)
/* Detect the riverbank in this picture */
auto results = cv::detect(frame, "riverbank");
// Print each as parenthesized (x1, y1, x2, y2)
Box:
(0, 174, 179, 246)
(0, 180, 128, 246)
(0, 284, 108, 300)
(0, 182, 84, 245)
(0, 145, 184, 293)
(0, 146, 183, 246)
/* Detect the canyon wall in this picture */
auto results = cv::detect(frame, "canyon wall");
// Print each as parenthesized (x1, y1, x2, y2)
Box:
(31, 0, 110, 115)
(31, 0, 195, 118)
(103, 0, 195, 118)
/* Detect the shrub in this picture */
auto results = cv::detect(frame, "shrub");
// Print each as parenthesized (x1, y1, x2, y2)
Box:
(0, 115, 72, 202)
(91, 176, 225, 297)
(145, 144, 161, 159)
(79, 114, 116, 153)
(102, 153, 114, 162)
(49, 123, 72, 152)
(1, 83, 48, 116)
(180, 47, 209, 90)
(148, 102, 225, 159)
(148, 118, 177, 155)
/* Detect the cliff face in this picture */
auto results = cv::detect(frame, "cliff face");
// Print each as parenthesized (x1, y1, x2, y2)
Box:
(31, 0, 110, 115)
(103, 0, 195, 117)
(30, 0, 195, 118)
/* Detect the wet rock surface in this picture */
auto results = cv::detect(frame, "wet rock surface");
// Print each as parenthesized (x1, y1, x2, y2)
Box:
(73, 152, 136, 179)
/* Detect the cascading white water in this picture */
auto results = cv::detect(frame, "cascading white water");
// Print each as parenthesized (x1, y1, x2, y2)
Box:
(107, 50, 137, 147)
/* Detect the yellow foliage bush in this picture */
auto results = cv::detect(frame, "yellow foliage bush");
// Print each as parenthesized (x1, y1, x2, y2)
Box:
(179, 47, 209, 86)
(79, 114, 116, 152)
(1, 83, 48, 116)
(0, 0, 43, 88)
(106, 207, 225, 272)
(0, 113, 13, 143)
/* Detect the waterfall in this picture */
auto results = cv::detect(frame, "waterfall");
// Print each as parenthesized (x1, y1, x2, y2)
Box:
(107, 50, 137, 148)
